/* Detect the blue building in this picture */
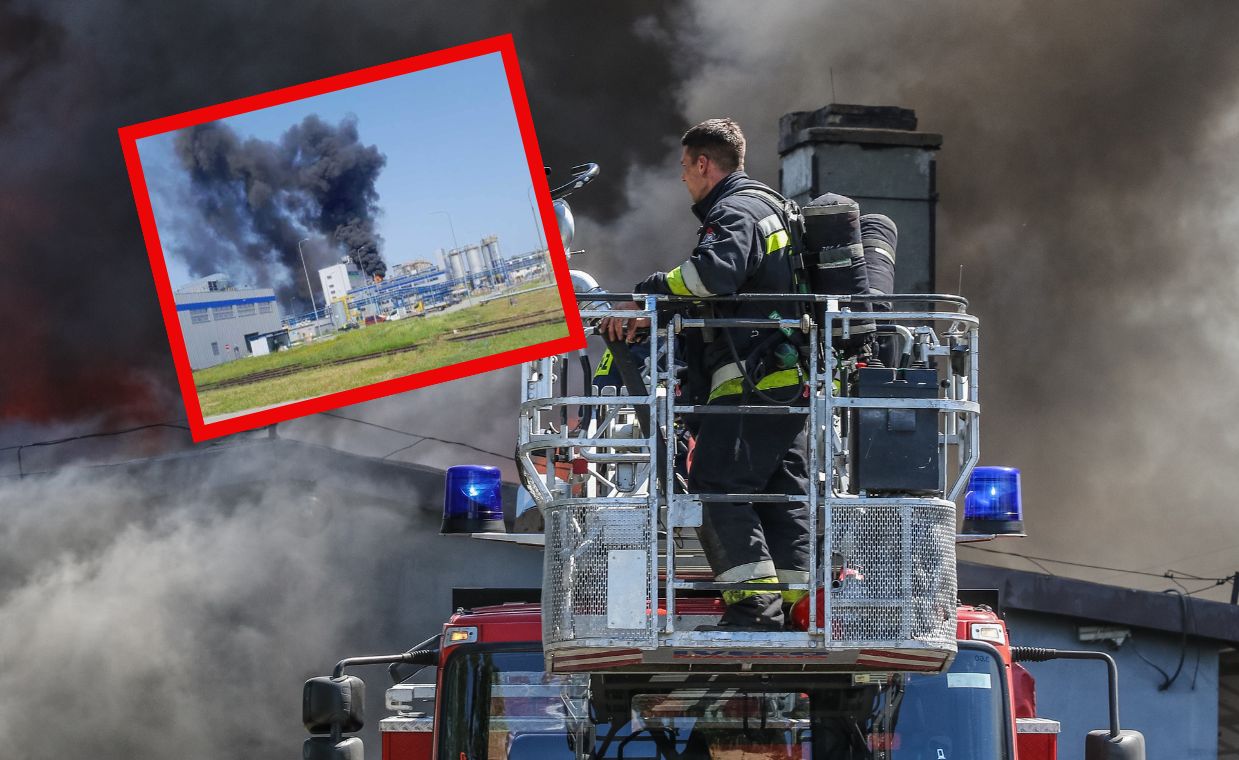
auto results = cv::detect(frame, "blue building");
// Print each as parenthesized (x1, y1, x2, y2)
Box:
(174, 274, 283, 369)
(958, 561, 1239, 758)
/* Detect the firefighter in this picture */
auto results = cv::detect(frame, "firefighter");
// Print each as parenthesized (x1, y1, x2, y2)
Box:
(600, 118, 809, 630)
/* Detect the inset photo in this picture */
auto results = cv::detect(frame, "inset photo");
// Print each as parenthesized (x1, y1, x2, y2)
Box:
(120, 36, 582, 441)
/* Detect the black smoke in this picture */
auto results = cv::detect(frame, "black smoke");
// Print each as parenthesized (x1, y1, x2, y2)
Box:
(585, 0, 1239, 597)
(3, 0, 1237, 588)
(0, 0, 687, 423)
(3, 8, 1237, 760)
(172, 115, 386, 309)
(0, 444, 545, 758)
(0, 4, 63, 126)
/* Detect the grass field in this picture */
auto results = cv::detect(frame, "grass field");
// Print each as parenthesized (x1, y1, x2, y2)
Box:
(194, 285, 571, 419)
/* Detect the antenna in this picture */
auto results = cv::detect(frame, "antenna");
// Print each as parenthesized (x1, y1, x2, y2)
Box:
(957, 265, 965, 296)
(830, 67, 837, 103)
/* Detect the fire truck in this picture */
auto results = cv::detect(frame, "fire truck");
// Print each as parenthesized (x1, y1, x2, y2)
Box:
(302, 162, 1147, 760)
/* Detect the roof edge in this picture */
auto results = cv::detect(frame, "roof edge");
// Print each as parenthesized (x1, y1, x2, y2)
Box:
(959, 560, 1239, 646)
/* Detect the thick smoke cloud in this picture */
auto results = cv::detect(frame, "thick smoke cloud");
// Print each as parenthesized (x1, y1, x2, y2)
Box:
(173, 115, 387, 309)
(0, 4, 63, 126)
(0, 453, 543, 758)
(0, 469, 401, 758)
(4, 0, 1237, 590)
(2, 13, 1238, 760)
(635, 0, 1239, 595)
(0, 0, 687, 423)
(0, 7, 690, 752)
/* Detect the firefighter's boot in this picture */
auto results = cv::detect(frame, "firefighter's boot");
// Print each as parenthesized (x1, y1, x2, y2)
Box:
(696, 585, 784, 632)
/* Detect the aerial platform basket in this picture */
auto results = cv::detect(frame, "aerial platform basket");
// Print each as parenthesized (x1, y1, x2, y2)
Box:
(517, 293, 980, 674)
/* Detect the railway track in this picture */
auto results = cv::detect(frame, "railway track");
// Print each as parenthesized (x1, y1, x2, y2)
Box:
(455, 309, 557, 332)
(444, 315, 566, 342)
(195, 311, 566, 392)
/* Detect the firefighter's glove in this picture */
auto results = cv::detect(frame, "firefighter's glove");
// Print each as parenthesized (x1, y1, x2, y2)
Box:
(598, 301, 649, 343)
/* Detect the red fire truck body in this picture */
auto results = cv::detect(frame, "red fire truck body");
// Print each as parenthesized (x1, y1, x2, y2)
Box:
(372, 601, 1066, 760)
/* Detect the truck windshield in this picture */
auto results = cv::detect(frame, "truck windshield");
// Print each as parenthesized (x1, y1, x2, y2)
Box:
(437, 644, 1009, 760)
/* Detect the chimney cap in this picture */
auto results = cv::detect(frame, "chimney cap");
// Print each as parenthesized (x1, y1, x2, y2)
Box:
(779, 104, 942, 154)
(806, 104, 919, 130)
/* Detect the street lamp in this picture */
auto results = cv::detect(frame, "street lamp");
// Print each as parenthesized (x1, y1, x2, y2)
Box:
(297, 237, 320, 319)
(430, 210, 460, 252)
(527, 186, 545, 252)
(431, 209, 466, 289)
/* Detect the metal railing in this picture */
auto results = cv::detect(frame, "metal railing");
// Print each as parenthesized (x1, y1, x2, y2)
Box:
(517, 292, 979, 666)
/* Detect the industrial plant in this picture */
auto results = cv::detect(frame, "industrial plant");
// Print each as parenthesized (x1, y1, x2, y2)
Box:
(300, 234, 551, 337)
(176, 234, 552, 370)
(176, 225, 567, 425)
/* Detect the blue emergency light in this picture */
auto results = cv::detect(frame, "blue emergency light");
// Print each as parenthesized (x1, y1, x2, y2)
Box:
(441, 465, 505, 535)
(962, 466, 1025, 536)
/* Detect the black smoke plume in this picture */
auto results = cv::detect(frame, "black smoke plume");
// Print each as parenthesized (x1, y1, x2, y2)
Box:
(0, 1, 686, 422)
(5, 4, 1238, 758)
(0, 444, 545, 758)
(584, 0, 1239, 598)
(172, 115, 386, 310)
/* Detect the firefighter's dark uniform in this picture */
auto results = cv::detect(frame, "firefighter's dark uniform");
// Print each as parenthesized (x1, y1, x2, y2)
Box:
(635, 171, 809, 627)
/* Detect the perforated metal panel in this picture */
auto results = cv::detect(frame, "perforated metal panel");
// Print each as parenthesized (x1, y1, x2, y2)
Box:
(828, 499, 957, 647)
(543, 503, 656, 648)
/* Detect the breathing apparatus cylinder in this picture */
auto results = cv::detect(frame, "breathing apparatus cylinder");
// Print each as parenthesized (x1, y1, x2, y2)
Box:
(860, 214, 900, 366)
(860, 214, 897, 311)
(800, 193, 874, 353)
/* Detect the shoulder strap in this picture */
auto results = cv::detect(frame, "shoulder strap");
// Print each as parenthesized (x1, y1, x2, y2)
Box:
(734, 189, 808, 293)
(735, 187, 797, 217)
(735, 188, 804, 239)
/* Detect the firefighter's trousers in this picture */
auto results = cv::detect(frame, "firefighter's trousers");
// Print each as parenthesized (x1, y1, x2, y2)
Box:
(688, 391, 810, 600)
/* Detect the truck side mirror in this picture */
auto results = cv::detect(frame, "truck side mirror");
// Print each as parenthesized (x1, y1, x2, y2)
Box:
(1085, 729, 1146, 760)
(303, 675, 365, 734)
(302, 736, 363, 760)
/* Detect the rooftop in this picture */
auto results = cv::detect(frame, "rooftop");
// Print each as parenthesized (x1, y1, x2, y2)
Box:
(960, 560, 1239, 646)
(176, 273, 233, 294)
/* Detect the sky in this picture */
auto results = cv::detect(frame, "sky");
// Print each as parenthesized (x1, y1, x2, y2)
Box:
(137, 51, 547, 290)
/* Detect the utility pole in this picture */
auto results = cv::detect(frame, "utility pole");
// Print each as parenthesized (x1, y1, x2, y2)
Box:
(297, 237, 320, 319)
(527, 185, 552, 283)
(527, 185, 545, 252)
(431, 210, 460, 252)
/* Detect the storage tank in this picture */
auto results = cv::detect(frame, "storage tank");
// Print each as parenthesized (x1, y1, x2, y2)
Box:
(444, 248, 467, 284)
(481, 235, 501, 270)
(464, 244, 485, 277)
(480, 235, 504, 285)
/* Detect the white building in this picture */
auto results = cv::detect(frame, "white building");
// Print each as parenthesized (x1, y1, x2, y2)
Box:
(175, 274, 283, 370)
(318, 261, 365, 305)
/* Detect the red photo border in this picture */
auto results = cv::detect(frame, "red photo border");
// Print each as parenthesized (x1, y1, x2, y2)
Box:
(118, 34, 584, 442)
